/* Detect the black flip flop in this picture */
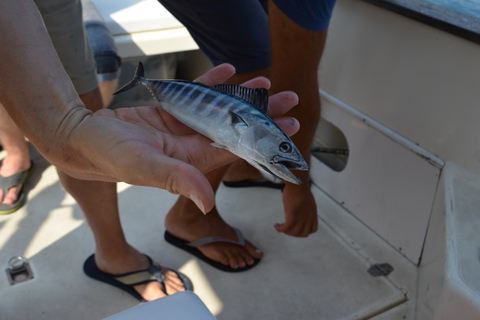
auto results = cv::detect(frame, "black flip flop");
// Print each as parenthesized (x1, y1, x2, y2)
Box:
(164, 229, 261, 272)
(222, 179, 284, 190)
(83, 254, 193, 302)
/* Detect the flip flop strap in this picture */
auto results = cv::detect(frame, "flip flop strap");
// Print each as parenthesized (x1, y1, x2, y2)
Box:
(113, 261, 166, 293)
(0, 169, 30, 194)
(187, 227, 245, 248)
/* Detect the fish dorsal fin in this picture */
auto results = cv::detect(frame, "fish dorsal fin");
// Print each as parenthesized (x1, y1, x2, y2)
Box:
(214, 85, 269, 114)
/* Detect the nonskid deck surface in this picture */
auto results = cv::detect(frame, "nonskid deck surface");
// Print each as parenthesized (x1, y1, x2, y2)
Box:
(0, 147, 414, 320)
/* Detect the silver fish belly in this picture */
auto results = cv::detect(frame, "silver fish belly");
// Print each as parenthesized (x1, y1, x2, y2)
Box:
(113, 62, 309, 184)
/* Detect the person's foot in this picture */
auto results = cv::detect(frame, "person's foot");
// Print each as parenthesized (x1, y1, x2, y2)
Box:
(93, 246, 186, 301)
(0, 154, 31, 205)
(275, 176, 318, 237)
(165, 196, 263, 270)
(224, 159, 318, 237)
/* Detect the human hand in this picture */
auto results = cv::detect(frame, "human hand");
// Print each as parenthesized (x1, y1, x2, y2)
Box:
(63, 64, 300, 213)
(274, 178, 318, 237)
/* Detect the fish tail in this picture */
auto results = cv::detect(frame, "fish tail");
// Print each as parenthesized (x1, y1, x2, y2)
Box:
(113, 61, 146, 95)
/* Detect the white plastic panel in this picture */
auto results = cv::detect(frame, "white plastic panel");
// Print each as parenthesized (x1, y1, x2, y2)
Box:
(89, 0, 198, 58)
(320, 0, 480, 179)
(91, 0, 182, 35)
(104, 291, 217, 320)
(311, 92, 442, 264)
(113, 28, 197, 58)
(417, 163, 480, 320)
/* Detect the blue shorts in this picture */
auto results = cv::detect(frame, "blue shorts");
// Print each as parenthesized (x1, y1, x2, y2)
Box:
(273, 0, 337, 31)
(158, 0, 336, 73)
(158, 0, 270, 73)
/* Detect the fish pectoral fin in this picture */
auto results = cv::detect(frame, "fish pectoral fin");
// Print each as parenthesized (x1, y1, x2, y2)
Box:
(214, 85, 269, 114)
(230, 111, 249, 127)
(211, 143, 228, 150)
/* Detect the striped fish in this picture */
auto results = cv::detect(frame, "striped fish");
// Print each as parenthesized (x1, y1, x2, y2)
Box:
(113, 62, 308, 184)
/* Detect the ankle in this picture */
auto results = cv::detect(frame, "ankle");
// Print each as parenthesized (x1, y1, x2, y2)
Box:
(165, 200, 222, 235)
(167, 196, 208, 220)
(94, 245, 148, 273)
(0, 154, 31, 176)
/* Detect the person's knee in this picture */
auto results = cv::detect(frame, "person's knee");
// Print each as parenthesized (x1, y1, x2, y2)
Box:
(85, 20, 121, 107)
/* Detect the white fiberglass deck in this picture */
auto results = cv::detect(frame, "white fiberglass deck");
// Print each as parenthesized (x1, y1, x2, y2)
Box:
(0, 146, 415, 320)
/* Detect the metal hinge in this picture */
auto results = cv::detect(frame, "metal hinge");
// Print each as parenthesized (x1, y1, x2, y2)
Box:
(367, 263, 394, 277)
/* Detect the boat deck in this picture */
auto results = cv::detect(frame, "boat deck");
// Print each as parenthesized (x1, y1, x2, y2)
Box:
(0, 146, 416, 320)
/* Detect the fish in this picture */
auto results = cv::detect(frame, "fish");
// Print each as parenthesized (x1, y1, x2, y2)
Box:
(113, 61, 309, 184)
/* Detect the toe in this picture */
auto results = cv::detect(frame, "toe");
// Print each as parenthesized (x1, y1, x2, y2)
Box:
(216, 250, 232, 268)
(3, 185, 21, 205)
(133, 281, 167, 301)
(237, 247, 254, 267)
(245, 241, 263, 260)
(163, 278, 186, 295)
(197, 239, 261, 270)
(162, 268, 187, 294)
(238, 258, 246, 268)
(223, 250, 240, 269)
(227, 246, 257, 269)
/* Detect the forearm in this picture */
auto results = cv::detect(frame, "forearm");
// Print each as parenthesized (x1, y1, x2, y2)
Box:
(0, 1, 91, 166)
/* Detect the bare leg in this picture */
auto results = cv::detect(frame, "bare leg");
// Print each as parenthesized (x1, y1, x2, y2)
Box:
(268, 0, 328, 237)
(57, 88, 185, 301)
(221, 2, 326, 237)
(0, 103, 31, 205)
(98, 78, 118, 108)
(165, 71, 266, 270)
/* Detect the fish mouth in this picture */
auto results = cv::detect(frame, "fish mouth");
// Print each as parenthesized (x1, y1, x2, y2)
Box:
(253, 156, 309, 185)
(259, 162, 301, 185)
(273, 156, 309, 171)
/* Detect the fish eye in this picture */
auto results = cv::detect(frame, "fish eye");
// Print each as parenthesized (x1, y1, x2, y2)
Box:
(279, 142, 292, 153)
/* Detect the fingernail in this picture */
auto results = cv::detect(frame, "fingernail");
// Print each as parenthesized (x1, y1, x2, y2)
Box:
(190, 194, 206, 214)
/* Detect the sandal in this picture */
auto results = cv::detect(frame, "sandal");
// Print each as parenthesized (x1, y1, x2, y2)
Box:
(83, 254, 193, 302)
(0, 161, 34, 214)
(165, 228, 261, 272)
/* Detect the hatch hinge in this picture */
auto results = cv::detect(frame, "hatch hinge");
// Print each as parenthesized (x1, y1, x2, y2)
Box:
(367, 263, 394, 277)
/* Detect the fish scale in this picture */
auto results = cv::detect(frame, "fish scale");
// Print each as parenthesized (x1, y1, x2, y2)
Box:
(114, 62, 309, 184)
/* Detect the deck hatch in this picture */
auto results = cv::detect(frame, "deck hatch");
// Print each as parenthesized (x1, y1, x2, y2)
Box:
(5, 256, 34, 285)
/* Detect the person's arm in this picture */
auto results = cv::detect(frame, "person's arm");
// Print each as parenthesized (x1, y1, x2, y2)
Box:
(0, 1, 92, 167)
(0, 1, 299, 213)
